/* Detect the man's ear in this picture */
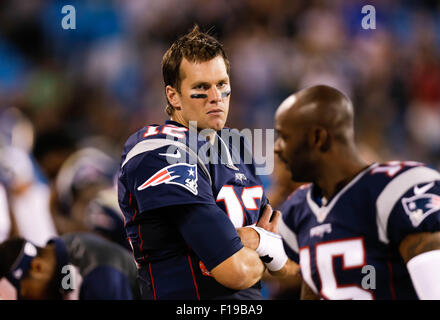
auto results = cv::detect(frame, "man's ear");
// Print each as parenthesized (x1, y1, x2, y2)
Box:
(308, 126, 330, 152)
(165, 85, 182, 111)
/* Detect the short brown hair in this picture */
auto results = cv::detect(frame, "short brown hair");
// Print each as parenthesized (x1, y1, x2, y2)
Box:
(162, 25, 230, 116)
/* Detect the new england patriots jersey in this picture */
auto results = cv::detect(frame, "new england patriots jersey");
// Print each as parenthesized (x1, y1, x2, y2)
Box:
(118, 120, 268, 299)
(279, 162, 440, 300)
(52, 233, 140, 300)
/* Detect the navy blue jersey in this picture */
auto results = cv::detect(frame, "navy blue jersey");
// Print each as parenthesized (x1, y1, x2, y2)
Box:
(118, 120, 268, 299)
(279, 161, 440, 300)
(53, 233, 140, 300)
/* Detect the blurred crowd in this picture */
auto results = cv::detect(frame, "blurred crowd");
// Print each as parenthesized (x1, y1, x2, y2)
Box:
(0, 0, 439, 299)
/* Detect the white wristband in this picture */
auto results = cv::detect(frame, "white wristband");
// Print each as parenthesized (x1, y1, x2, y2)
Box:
(407, 249, 440, 299)
(248, 225, 288, 271)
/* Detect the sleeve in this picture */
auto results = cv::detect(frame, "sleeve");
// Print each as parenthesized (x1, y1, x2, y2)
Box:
(257, 192, 269, 220)
(121, 145, 215, 213)
(386, 180, 440, 246)
(175, 203, 244, 271)
(374, 165, 440, 246)
(278, 198, 300, 263)
(79, 266, 133, 300)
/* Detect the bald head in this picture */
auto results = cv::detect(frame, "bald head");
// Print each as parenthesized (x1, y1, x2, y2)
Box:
(276, 85, 354, 143)
(274, 85, 358, 182)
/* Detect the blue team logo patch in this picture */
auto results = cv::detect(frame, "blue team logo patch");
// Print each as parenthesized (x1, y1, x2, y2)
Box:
(137, 163, 198, 195)
(401, 194, 440, 227)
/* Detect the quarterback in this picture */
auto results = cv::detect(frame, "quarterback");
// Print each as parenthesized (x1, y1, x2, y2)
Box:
(118, 26, 289, 300)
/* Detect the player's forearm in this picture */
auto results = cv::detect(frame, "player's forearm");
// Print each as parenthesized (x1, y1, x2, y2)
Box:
(238, 247, 267, 288)
(399, 231, 440, 299)
(211, 247, 265, 290)
(399, 231, 440, 263)
(237, 226, 299, 282)
(268, 258, 300, 279)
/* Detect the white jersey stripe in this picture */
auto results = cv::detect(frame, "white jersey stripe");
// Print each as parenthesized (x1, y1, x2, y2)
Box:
(279, 216, 299, 253)
(376, 166, 440, 244)
(121, 138, 212, 186)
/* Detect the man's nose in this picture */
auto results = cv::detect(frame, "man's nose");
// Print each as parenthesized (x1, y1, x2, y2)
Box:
(207, 86, 221, 103)
(274, 138, 282, 154)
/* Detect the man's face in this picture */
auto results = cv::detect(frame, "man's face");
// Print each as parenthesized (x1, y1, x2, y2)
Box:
(20, 273, 49, 300)
(176, 56, 230, 131)
(20, 251, 57, 300)
(274, 106, 316, 183)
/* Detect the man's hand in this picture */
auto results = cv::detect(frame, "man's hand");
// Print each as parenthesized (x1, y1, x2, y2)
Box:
(237, 204, 288, 272)
(237, 204, 276, 250)
(236, 227, 260, 250)
(257, 204, 282, 233)
(237, 204, 299, 277)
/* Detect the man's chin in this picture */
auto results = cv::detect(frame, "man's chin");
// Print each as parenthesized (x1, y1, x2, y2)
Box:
(290, 167, 310, 183)
(206, 120, 226, 132)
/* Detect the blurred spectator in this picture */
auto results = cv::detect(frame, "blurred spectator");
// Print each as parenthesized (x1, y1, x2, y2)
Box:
(0, 233, 140, 300)
(0, 108, 57, 247)
(32, 127, 76, 181)
(51, 147, 117, 232)
(0, 145, 57, 246)
(84, 187, 130, 250)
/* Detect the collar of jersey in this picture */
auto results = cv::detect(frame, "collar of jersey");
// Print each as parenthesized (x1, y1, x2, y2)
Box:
(306, 163, 378, 223)
(165, 120, 187, 128)
(164, 120, 224, 135)
(164, 120, 239, 170)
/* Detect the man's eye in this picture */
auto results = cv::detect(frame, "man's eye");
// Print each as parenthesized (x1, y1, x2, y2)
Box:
(276, 133, 286, 141)
(194, 84, 209, 90)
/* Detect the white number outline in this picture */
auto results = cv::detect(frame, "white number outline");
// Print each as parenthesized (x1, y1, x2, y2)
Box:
(216, 185, 263, 228)
(301, 237, 375, 300)
(370, 161, 421, 177)
(143, 124, 189, 139)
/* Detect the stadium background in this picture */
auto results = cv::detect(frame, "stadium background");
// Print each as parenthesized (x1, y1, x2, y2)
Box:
(0, 0, 439, 299)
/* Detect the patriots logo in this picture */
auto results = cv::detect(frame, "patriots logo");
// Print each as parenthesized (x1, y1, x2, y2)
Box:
(137, 163, 198, 195)
(402, 193, 440, 227)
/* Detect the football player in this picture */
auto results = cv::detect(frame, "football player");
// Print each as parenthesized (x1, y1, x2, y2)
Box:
(267, 85, 440, 299)
(117, 26, 288, 300)
(0, 233, 140, 300)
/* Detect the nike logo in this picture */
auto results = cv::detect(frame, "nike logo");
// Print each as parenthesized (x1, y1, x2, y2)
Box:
(413, 182, 435, 195)
(159, 149, 181, 159)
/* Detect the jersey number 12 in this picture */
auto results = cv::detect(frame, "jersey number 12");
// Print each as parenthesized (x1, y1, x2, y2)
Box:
(216, 186, 263, 228)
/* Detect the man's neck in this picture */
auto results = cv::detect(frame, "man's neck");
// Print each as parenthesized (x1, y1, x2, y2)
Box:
(315, 155, 369, 200)
(170, 114, 187, 128)
(170, 116, 217, 144)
